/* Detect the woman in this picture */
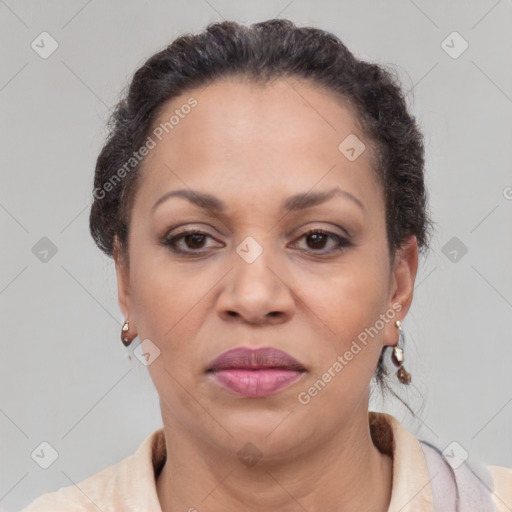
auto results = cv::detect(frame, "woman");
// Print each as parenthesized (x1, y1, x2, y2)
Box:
(21, 18, 511, 512)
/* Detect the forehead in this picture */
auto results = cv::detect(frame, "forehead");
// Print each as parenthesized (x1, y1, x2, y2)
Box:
(135, 76, 381, 213)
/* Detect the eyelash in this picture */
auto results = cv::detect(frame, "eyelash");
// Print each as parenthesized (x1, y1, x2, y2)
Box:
(161, 228, 351, 256)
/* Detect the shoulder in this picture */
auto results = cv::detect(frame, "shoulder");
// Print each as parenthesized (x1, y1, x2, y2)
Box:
(19, 428, 165, 511)
(18, 463, 119, 511)
(487, 464, 512, 512)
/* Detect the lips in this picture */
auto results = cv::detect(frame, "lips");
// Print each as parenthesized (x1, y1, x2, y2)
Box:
(206, 347, 306, 398)
(206, 346, 306, 372)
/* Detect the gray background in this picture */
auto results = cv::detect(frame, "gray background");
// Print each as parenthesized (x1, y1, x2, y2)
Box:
(1, 0, 511, 510)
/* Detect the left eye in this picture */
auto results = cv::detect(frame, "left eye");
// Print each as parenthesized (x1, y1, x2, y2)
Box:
(291, 229, 350, 252)
(162, 229, 350, 255)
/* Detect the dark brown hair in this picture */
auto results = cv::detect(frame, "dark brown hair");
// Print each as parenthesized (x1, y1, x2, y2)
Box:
(89, 19, 433, 413)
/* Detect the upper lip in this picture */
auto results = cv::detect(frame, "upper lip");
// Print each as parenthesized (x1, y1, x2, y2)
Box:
(207, 347, 306, 372)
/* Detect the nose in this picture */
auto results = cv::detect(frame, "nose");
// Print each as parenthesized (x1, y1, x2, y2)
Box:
(216, 240, 295, 325)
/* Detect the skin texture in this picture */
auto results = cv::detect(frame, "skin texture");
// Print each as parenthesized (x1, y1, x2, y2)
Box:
(114, 77, 418, 512)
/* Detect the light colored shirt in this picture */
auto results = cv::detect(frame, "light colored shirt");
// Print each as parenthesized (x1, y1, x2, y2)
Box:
(20, 411, 512, 511)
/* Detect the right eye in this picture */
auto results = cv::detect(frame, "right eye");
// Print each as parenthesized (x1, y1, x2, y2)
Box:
(162, 229, 223, 255)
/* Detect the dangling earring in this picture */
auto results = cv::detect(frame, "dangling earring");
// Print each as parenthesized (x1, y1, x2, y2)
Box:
(121, 320, 132, 347)
(392, 320, 411, 384)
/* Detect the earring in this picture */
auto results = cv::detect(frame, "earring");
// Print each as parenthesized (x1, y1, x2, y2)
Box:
(392, 320, 411, 384)
(121, 320, 132, 347)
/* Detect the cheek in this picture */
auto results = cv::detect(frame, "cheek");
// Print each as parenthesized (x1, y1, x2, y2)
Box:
(129, 248, 215, 363)
(130, 238, 194, 319)
(301, 276, 388, 410)
(301, 261, 384, 329)
(129, 258, 208, 410)
(296, 260, 389, 381)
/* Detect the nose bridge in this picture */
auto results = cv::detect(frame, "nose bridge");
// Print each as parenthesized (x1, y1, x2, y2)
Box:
(217, 231, 294, 322)
(233, 232, 279, 293)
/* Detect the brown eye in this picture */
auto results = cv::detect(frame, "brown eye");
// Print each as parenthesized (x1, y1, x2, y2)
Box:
(182, 232, 207, 249)
(162, 228, 350, 257)
(305, 231, 329, 249)
(293, 229, 350, 253)
(163, 229, 221, 255)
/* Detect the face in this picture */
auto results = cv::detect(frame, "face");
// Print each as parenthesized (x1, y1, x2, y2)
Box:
(114, 77, 418, 460)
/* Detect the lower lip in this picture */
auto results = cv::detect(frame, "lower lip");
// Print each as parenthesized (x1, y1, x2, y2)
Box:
(209, 369, 305, 397)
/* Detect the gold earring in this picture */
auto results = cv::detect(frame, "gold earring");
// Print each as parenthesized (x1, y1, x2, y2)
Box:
(392, 320, 411, 384)
(121, 320, 132, 347)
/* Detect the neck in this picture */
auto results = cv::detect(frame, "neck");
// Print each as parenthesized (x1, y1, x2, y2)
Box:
(156, 405, 393, 512)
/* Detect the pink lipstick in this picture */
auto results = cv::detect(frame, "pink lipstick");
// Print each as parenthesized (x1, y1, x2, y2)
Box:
(206, 346, 306, 397)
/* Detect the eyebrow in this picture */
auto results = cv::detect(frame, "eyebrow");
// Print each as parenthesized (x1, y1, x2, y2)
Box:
(151, 186, 366, 215)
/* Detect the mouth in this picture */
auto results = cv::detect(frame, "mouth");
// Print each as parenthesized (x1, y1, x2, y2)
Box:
(206, 346, 307, 373)
(206, 346, 306, 397)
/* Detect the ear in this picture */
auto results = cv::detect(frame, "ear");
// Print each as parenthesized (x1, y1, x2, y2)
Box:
(113, 236, 132, 320)
(384, 234, 419, 345)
